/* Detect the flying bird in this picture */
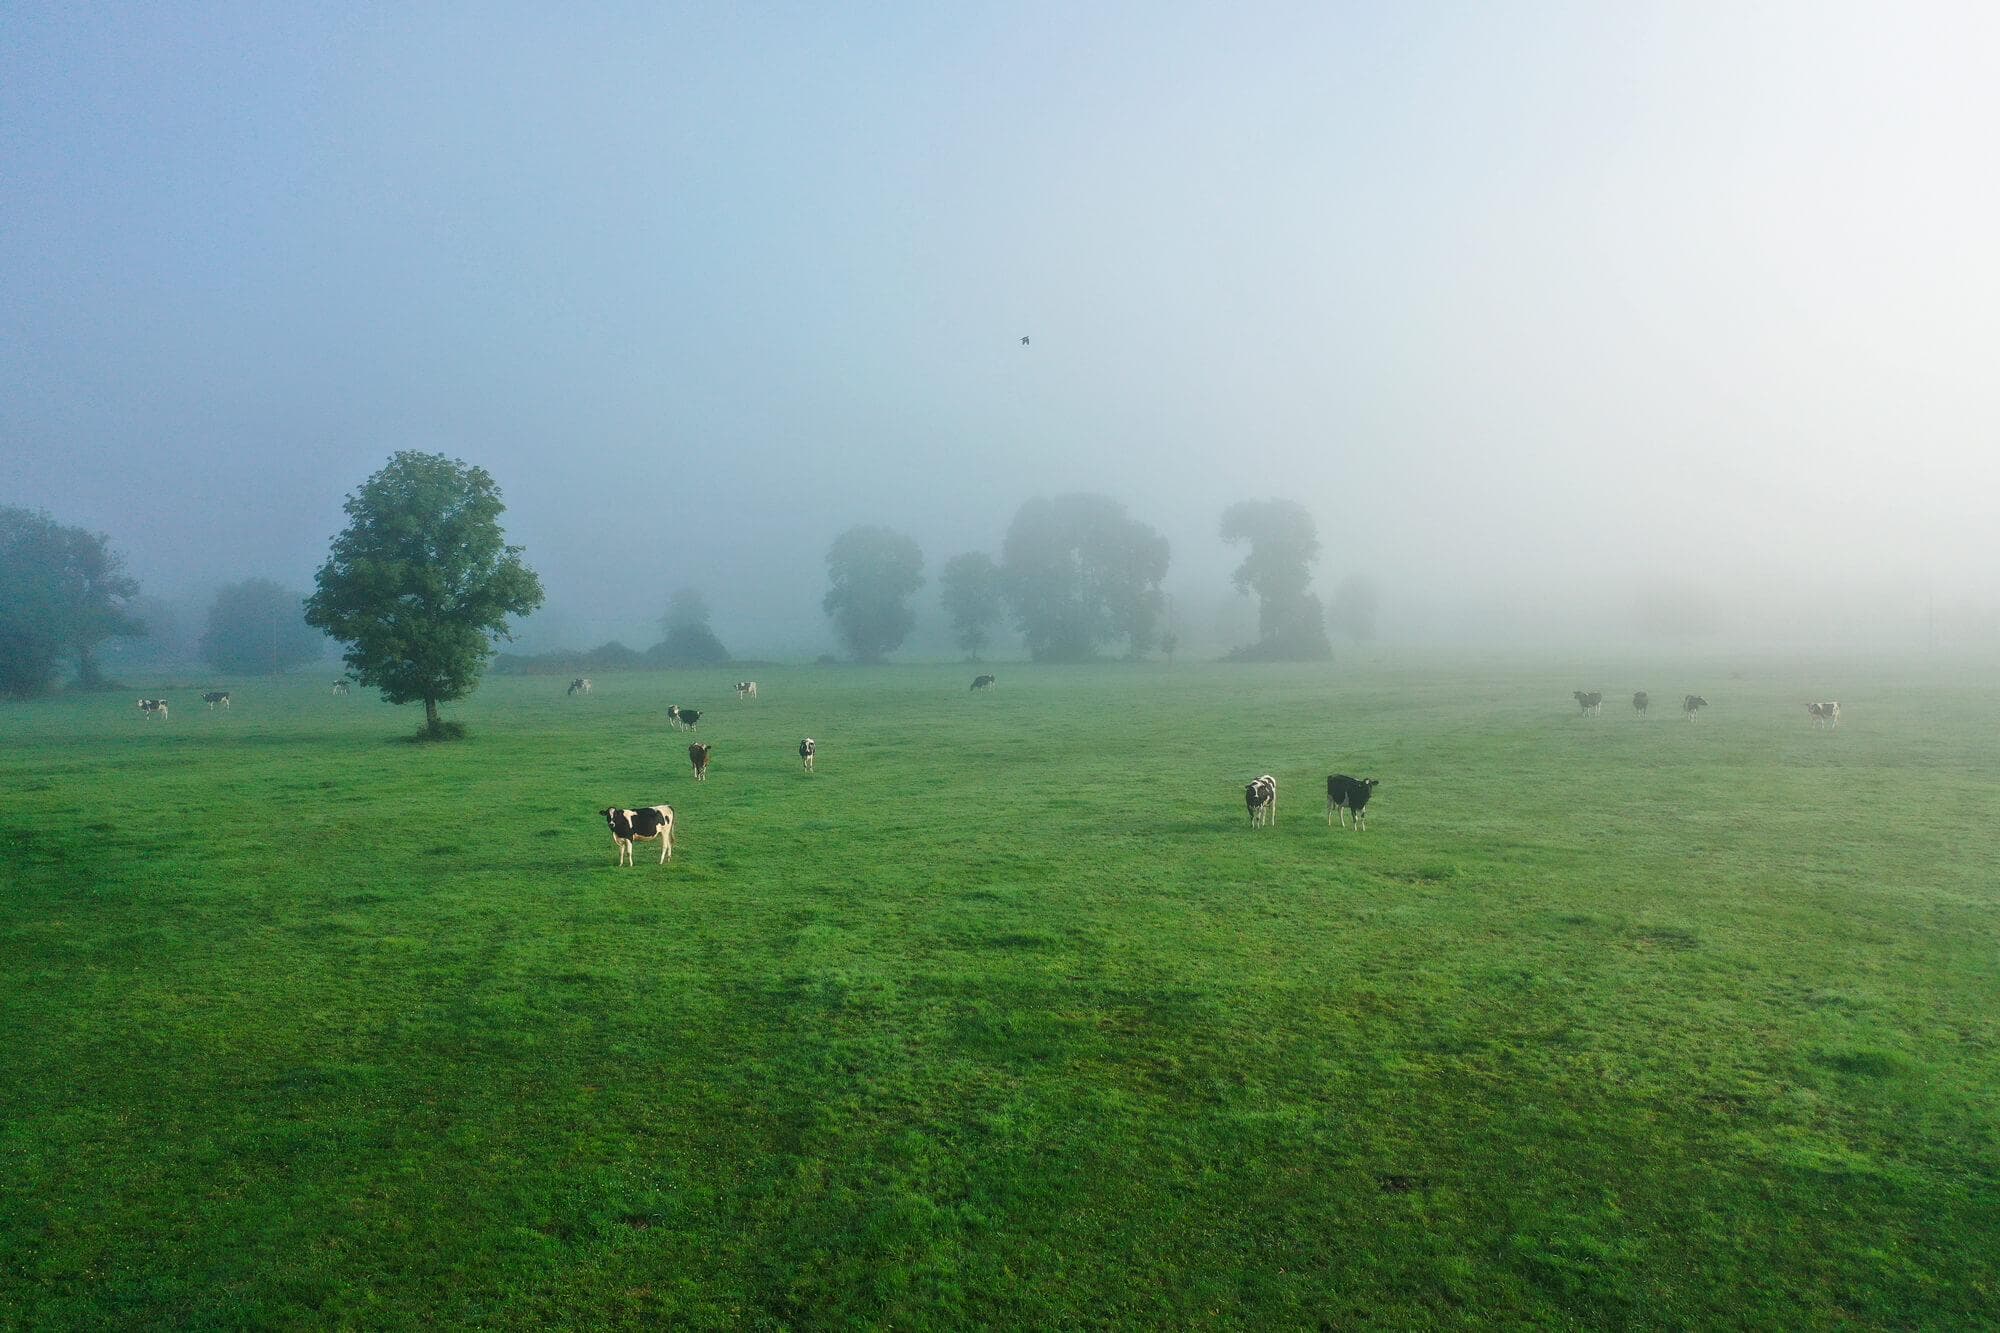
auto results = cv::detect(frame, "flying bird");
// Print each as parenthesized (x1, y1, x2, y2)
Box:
(1019, 335, 1030, 345)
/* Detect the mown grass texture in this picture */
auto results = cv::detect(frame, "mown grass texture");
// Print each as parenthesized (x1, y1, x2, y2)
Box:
(2, 659, 1996, 1328)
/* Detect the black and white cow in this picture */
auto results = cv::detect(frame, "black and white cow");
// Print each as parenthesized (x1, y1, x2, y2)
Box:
(137, 698, 169, 720)
(202, 691, 230, 710)
(1807, 701, 1840, 728)
(332, 679, 351, 696)
(602, 805, 675, 865)
(970, 675, 995, 691)
(668, 705, 701, 731)
(1632, 691, 1649, 714)
(1682, 694, 1708, 720)
(688, 743, 712, 781)
(1573, 690, 1603, 715)
(1245, 774, 1277, 828)
(736, 681, 758, 700)
(799, 737, 816, 772)
(567, 677, 592, 696)
(1326, 775, 1380, 830)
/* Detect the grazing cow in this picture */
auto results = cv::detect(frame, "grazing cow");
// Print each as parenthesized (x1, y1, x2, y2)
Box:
(137, 698, 169, 721)
(332, 679, 350, 696)
(1245, 774, 1278, 828)
(1808, 701, 1841, 728)
(602, 805, 675, 865)
(970, 674, 996, 691)
(1632, 691, 1649, 714)
(1326, 775, 1380, 830)
(1573, 691, 1603, 715)
(567, 677, 592, 696)
(688, 743, 712, 781)
(736, 680, 758, 700)
(1682, 694, 1708, 720)
(667, 705, 701, 731)
(202, 691, 231, 710)
(799, 737, 816, 772)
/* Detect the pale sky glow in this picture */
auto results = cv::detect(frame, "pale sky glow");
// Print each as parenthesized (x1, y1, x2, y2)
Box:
(4, 2, 1995, 652)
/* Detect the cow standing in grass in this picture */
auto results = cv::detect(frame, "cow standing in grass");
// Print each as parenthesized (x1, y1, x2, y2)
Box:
(332, 679, 350, 697)
(602, 806, 674, 865)
(799, 737, 816, 772)
(971, 675, 995, 691)
(1808, 701, 1840, 728)
(668, 705, 701, 731)
(567, 677, 591, 696)
(1573, 691, 1603, 715)
(688, 743, 711, 781)
(137, 698, 168, 721)
(202, 691, 230, 710)
(1632, 691, 1649, 715)
(1326, 775, 1380, 830)
(1245, 774, 1277, 828)
(736, 681, 757, 700)
(1683, 694, 1708, 720)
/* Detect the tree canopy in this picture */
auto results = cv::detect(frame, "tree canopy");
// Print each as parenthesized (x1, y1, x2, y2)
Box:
(304, 452, 543, 736)
(939, 552, 1005, 659)
(0, 506, 142, 696)
(1219, 498, 1331, 660)
(200, 579, 328, 674)
(1001, 494, 1170, 662)
(651, 586, 731, 666)
(822, 526, 925, 662)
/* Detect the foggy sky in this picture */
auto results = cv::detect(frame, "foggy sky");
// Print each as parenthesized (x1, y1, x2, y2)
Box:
(5, 3, 1996, 656)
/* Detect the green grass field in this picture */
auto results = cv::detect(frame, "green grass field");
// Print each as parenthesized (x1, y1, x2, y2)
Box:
(4, 660, 1997, 1329)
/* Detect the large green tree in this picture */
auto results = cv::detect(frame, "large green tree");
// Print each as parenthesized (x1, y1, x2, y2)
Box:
(200, 578, 328, 674)
(1000, 494, 1170, 662)
(305, 452, 544, 736)
(0, 506, 143, 696)
(822, 525, 925, 662)
(1219, 498, 1332, 661)
(939, 552, 1005, 659)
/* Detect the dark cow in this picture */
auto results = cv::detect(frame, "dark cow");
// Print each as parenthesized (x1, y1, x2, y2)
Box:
(1326, 775, 1380, 830)
(970, 675, 996, 691)
(668, 705, 701, 731)
(137, 698, 169, 720)
(1573, 690, 1603, 715)
(567, 677, 592, 696)
(602, 805, 675, 865)
(1807, 701, 1840, 728)
(1682, 694, 1708, 720)
(202, 691, 231, 710)
(1245, 774, 1277, 828)
(1632, 691, 1649, 714)
(688, 743, 712, 781)
(799, 737, 816, 773)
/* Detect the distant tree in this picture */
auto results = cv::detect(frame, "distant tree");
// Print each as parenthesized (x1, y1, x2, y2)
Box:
(1219, 499, 1331, 660)
(0, 506, 143, 696)
(651, 586, 732, 665)
(822, 526, 925, 662)
(1325, 575, 1381, 645)
(939, 552, 1005, 659)
(1000, 494, 1170, 662)
(304, 452, 544, 737)
(199, 579, 327, 674)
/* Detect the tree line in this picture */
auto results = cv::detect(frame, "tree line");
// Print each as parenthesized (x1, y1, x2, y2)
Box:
(826, 494, 1376, 664)
(4, 453, 1379, 739)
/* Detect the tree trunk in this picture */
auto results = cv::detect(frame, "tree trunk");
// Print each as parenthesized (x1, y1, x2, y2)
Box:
(424, 696, 441, 736)
(77, 645, 104, 689)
